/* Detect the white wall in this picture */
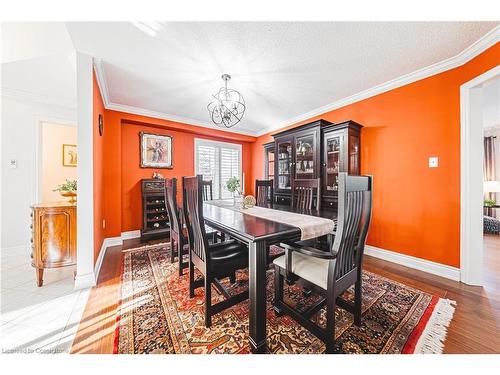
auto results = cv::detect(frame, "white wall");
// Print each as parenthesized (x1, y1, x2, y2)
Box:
(41, 122, 77, 202)
(0, 95, 76, 251)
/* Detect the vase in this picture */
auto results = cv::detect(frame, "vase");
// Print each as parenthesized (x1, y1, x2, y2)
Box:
(233, 193, 243, 207)
(60, 191, 77, 204)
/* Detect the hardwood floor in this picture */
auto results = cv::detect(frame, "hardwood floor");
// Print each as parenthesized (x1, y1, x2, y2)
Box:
(70, 235, 500, 354)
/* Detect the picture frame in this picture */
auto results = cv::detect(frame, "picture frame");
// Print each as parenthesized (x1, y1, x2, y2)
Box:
(139, 132, 173, 169)
(62, 144, 77, 167)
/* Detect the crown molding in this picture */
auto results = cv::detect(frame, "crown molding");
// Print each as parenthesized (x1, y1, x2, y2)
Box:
(0, 86, 76, 109)
(256, 25, 500, 136)
(92, 59, 258, 137)
(93, 26, 499, 138)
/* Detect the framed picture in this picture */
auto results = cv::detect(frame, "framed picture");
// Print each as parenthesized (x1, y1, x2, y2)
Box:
(139, 132, 173, 169)
(62, 144, 77, 167)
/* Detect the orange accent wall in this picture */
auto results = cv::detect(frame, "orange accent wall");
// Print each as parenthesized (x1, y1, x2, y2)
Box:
(93, 73, 105, 264)
(251, 42, 500, 268)
(119, 120, 254, 232)
(93, 107, 256, 248)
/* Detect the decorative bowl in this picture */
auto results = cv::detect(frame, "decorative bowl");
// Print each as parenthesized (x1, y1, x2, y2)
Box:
(243, 195, 256, 208)
(60, 191, 77, 203)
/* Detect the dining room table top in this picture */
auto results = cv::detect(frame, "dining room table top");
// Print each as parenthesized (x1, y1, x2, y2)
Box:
(203, 200, 337, 243)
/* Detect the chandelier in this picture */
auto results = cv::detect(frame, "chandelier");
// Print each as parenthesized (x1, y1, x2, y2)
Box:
(207, 74, 246, 128)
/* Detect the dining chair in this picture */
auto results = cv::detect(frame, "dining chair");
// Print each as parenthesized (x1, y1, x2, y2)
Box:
(273, 173, 373, 353)
(182, 175, 249, 327)
(200, 178, 214, 201)
(255, 179, 273, 207)
(164, 178, 189, 276)
(291, 178, 321, 211)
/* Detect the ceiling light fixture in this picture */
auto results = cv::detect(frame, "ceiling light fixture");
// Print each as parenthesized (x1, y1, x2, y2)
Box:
(207, 74, 245, 128)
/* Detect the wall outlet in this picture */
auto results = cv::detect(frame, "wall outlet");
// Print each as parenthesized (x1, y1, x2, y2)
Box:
(429, 156, 439, 168)
(9, 159, 18, 169)
(102, 219, 106, 229)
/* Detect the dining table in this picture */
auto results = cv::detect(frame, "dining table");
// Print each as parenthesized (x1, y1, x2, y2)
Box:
(202, 200, 337, 353)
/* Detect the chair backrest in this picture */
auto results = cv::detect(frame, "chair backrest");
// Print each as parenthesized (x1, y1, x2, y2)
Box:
(164, 178, 182, 235)
(182, 175, 209, 262)
(197, 175, 214, 201)
(332, 173, 372, 280)
(291, 178, 321, 211)
(255, 180, 273, 207)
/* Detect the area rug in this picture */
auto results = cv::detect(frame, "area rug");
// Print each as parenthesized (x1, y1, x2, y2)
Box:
(114, 243, 455, 354)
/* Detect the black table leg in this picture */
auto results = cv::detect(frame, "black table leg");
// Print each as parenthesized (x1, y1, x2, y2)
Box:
(248, 240, 267, 353)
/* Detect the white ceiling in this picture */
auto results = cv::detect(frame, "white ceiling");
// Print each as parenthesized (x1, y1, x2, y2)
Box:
(65, 22, 498, 135)
(1, 23, 77, 108)
(1, 22, 498, 135)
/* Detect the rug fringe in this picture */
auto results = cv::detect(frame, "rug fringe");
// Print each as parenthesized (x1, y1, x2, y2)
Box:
(414, 298, 456, 354)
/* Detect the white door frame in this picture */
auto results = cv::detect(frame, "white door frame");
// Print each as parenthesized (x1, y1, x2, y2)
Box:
(33, 116, 77, 204)
(460, 65, 500, 286)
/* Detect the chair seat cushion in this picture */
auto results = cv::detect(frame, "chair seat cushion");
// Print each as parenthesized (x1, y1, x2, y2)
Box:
(273, 252, 333, 290)
(209, 240, 248, 272)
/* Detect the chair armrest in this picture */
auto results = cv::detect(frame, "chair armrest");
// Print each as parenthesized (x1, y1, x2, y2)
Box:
(279, 241, 338, 260)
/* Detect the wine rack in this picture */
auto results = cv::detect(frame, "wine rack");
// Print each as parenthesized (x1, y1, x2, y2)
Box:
(141, 179, 169, 240)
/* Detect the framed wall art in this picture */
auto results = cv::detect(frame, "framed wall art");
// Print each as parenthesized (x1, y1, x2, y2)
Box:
(62, 144, 77, 167)
(139, 132, 173, 169)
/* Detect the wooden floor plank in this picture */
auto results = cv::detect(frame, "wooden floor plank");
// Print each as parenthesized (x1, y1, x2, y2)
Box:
(70, 235, 500, 354)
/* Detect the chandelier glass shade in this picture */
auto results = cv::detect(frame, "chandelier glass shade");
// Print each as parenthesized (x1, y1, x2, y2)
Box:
(207, 74, 245, 128)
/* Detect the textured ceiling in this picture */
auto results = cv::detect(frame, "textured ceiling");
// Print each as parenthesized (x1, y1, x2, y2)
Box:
(3, 22, 498, 135)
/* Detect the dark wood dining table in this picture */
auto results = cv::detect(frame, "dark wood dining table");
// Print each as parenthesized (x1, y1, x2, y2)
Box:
(203, 200, 337, 353)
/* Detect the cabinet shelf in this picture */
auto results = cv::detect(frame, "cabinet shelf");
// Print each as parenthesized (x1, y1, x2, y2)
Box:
(142, 179, 169, 240)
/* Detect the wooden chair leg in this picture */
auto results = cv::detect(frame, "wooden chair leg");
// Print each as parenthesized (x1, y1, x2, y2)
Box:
(354, 279, 362, 326)
(204, 276, 212, 328)
(273, 267, 284, 316)
(170, 238, 176, 263)
(325, 292, 336, 354)
(178, 246, 184, 277)
(189, 259, 195, 298)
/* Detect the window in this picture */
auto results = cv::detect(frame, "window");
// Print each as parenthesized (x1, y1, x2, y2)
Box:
(194, 139, 242, 199)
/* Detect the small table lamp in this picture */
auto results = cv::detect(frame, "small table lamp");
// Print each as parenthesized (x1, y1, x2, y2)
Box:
(484, 180, 500, 194)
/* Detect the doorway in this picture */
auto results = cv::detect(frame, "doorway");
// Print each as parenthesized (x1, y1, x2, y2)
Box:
(460, 66, 500, 286)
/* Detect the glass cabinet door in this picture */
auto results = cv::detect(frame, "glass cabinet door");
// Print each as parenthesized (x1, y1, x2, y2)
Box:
(277, 140, 292, 190)
(348, 134, 360, 175)
(294, 134, 315, 180)
(266, 148, 275, 182)
(324, 133, 342, 194)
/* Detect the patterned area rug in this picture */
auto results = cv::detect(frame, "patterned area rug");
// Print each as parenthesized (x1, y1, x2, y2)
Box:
(114, 243, 455, 354)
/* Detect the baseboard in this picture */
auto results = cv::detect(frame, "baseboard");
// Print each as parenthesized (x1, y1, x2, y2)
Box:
(93, 231, 140, 280)
(94, 236, 123, 281)
(121, 230, 141, 240)
(364, 245, 460, 281)
(74, 272, 96, 290)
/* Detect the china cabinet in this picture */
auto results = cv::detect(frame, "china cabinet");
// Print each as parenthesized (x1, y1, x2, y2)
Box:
(265, 119, 362, 208)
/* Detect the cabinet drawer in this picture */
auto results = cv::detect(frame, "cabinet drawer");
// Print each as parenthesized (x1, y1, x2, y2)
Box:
(142, 180, 165, 193)
(275, 195, 291, 205)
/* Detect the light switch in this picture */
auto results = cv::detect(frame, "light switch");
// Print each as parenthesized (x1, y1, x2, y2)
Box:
(429, 157, 438, 168)
(9, 159, 18, 169)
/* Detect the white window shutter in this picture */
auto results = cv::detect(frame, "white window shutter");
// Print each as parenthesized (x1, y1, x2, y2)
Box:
(195, 139, 242, 200)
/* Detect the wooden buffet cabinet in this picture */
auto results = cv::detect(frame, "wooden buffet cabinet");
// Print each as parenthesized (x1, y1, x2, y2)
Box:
(30, 202, 77, 287)
(265, 119, 362, 209)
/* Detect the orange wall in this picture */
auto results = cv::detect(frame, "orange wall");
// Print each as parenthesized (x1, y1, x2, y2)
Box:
(94, 108, 256, 245)
(93, 73, 105, 264)
(251, 42, 499, 268)
(120, 120, 253, 232)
